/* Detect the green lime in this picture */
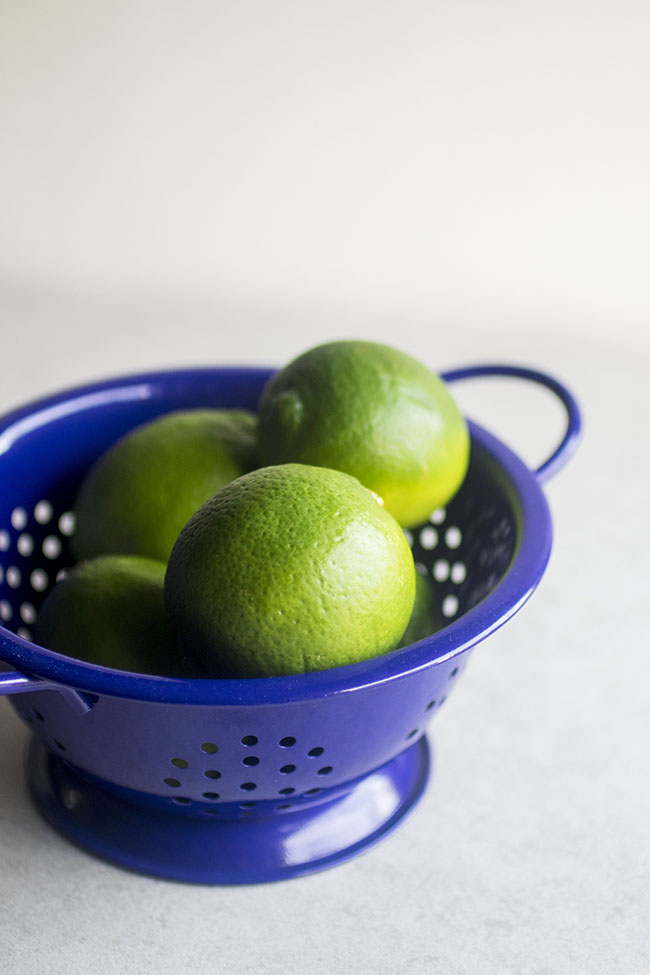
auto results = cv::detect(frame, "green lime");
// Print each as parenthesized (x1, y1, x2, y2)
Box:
(72, 409, 257, 562)
(398, 570, 444, 648)
(257, 340, 470, 528)
(164, 463, 416, 677)
(33, 555, 190, 676)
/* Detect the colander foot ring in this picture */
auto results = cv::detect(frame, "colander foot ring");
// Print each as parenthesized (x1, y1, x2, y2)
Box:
(26, 735, 431, 884)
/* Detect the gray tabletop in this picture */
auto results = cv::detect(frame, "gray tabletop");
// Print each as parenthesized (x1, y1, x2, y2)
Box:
(0, 309, 648, 974)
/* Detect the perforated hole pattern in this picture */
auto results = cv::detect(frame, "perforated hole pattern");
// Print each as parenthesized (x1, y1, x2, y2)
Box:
(0, 497, 479, 642)
(0, 448, 516, 811)
(156, 737, 341, 811)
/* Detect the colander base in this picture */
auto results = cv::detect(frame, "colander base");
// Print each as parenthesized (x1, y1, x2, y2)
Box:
(26, 735, 431, 884)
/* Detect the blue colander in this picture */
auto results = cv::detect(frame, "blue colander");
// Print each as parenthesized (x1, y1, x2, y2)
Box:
(0, 364, 581, 884)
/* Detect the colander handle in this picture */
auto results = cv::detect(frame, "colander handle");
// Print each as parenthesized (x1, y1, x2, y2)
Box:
(0, 670, 94, 714)
(442, 363, 582, 484)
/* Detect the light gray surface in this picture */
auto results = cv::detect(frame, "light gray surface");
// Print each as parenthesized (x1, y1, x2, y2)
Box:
(0, 310, 648, 975)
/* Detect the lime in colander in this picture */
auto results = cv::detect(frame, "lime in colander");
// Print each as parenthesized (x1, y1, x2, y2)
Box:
(0, 363, 581, 883)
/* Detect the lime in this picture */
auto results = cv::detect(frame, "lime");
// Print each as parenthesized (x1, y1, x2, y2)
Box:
(72, 409, 257, 562)
(257, 340, 470, 528)
(164, 463, 416, 677)
(33, 555, 190, 676)
(398, 570, 444, 648)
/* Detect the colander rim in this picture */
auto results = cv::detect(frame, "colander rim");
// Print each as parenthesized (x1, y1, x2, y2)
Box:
(0, 365, 552, 705)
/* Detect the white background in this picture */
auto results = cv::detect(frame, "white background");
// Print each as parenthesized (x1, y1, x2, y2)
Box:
(1, 3, 649, 973)
(2, 0, 650, 351)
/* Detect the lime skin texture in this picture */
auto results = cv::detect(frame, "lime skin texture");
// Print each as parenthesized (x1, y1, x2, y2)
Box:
(33, 555, 194, 677)
(398, 570, 444, 649)
(72, 409, 258, 563)
(257, 340, 470, 529)
(164, 463, 417, 678)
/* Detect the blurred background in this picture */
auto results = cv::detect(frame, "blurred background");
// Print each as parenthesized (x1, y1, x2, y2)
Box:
(1, 0, 649, 403)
